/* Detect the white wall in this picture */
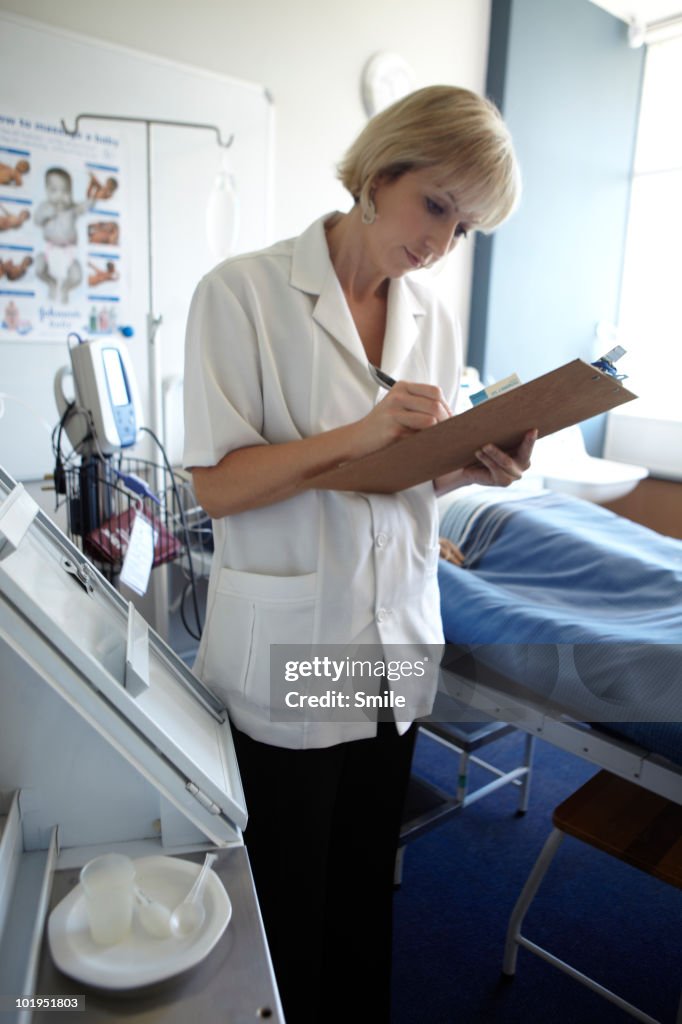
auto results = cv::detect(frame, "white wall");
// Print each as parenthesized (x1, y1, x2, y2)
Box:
(0, 0, 491, 343)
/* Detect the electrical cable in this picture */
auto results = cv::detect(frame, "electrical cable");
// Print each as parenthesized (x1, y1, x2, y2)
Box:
(51, 400, 88, 511)
(139, 425, 203, 640)
(180, 580, 201, 643)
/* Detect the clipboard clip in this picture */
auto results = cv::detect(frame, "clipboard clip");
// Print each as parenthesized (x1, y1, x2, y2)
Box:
(591, 345, 628, 381)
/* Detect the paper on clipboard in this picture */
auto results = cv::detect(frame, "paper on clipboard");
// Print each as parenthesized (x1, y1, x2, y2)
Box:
(305, 359, 638, 495)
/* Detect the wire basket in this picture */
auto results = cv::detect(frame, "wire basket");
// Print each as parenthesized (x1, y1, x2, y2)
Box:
(63, 455, 185, 580)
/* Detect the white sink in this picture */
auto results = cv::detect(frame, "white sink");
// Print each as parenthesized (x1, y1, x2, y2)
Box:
(532, 426, 648, 504)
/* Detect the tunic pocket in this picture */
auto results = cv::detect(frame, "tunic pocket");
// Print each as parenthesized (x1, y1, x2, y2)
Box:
(199, 567, 318, 709)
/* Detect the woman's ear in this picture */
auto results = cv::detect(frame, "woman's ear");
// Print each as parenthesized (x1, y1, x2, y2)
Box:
(370, 172, 389, 196)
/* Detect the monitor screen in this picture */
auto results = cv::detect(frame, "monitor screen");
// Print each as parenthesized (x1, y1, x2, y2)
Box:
(102, 348, 130, 407)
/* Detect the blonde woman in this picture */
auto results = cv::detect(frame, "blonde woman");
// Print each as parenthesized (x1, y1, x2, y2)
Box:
(184, 85, 536, 1023)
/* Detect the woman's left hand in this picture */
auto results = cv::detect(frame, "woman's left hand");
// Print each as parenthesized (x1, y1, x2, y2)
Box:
(460, 428, 538, 488)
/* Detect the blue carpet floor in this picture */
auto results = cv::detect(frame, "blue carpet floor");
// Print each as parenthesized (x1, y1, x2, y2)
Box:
(392, 730, 681, 1024)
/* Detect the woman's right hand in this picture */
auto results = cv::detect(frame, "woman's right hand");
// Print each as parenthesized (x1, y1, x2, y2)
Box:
(358, 380, 452, 454)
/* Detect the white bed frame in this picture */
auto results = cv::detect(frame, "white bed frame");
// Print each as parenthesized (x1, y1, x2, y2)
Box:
(436, 669, 682, 805)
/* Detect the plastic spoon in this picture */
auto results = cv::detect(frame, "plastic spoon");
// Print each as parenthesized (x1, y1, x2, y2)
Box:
(169, 853, 217, 938)
(134, 886, 172, 939)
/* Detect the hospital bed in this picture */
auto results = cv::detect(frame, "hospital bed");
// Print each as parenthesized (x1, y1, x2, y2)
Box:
(429, 484, 682, 805)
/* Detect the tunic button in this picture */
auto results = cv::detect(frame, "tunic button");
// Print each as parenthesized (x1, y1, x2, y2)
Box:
(376, 607, 389, 623)
(376, 532, 388, 548)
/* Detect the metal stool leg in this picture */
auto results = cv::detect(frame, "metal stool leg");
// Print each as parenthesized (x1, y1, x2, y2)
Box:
(517, 734, 535, 815)
(394, 844, 406, 887)
(456, 748, 471, 805)
(503, 827, 565, 976)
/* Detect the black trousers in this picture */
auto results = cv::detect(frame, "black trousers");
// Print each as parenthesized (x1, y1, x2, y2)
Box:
(231, 720, 417, 1024)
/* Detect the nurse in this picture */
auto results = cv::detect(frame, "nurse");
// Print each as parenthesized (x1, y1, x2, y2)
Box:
(183, 85, 535, 1023)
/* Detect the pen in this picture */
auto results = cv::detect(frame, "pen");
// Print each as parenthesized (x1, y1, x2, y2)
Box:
(369, 362, 455, 419)
(368, 363, 397, 391)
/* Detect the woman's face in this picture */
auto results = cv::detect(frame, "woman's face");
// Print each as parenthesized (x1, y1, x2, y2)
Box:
(367, 167, 476, 277)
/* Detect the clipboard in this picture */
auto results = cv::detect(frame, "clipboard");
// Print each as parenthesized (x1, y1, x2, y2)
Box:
(305, 359, 638, 494)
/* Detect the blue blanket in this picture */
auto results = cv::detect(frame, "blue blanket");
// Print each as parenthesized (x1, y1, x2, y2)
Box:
(438, 492, 682, 764)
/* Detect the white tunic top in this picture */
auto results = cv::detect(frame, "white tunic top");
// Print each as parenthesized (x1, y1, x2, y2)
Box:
(183, 213, 462, 748)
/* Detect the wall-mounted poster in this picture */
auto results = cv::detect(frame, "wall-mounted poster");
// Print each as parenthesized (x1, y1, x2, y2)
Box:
(0, 113, 129, 341)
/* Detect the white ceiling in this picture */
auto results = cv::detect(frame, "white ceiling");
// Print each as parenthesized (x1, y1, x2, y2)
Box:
(589, 0, 682, 24)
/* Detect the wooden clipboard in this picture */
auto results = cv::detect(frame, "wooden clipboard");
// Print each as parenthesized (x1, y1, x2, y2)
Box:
(305, 359, 637, 494)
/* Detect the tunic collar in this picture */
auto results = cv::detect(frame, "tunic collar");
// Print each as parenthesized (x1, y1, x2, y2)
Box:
(290, 213, 426, 377)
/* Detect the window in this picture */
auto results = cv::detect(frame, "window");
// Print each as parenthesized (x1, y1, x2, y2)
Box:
(617, 34, 682, 417)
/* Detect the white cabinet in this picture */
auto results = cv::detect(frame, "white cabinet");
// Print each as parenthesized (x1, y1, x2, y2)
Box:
(0, 468, 281, 1022)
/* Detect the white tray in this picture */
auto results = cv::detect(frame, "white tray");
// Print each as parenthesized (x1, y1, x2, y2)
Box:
(48, 855, 231, 989)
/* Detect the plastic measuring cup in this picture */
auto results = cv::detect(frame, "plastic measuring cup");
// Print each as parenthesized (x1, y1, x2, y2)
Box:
(80, 853, 135, 946)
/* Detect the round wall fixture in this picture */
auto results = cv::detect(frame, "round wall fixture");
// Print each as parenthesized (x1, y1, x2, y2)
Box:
(361, 52, 416, 117)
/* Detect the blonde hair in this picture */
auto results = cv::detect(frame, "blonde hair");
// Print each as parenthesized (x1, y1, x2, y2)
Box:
(337, 85, 521, 233)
